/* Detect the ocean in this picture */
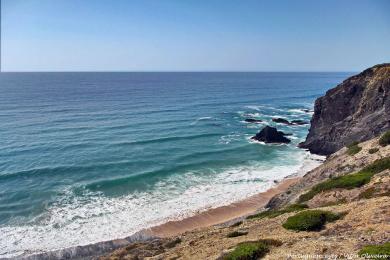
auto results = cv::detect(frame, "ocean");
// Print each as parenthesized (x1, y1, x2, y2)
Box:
(0, 72, 351, 257)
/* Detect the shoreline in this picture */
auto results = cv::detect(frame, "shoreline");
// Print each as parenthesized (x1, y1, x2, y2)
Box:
(149, 177, 300, 237)
(15, 153, 324, 259)
(16, 176, 302, 260)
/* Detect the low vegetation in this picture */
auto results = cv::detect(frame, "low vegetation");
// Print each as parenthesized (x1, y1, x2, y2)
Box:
(223, 239, 282, 260)
(368, 148, 379, 154)
(347, 141, 362, 155)
(227, 231, 248, 238)
(164, 237, 182, 249)
(246, 204, 308, 220)
(282, 210, 343, 231)
(223, 241, 269, 260)
(298, 157, 390, 202)
(379, 130, 390, 147)
(358, 187, 377, 200)
(358, 242, 390, 259)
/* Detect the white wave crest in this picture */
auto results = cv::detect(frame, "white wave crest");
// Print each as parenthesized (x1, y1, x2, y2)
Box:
(0, 152, 323, 258)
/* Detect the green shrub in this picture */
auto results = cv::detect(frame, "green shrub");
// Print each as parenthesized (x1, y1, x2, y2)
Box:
(246, 204, 308, 220)
(347, 142, 362, 155)
(298, 172, 372, 202)
(368, 148, 379, 154)
(298, 157, 390, 202)
(358, 242, 390, 259)
(361, 157, 390, 174)
(282, 210, 341, 231)
(227, 231, 248, 238)
(223, 241, 269, 260)
(379, 131, 390, 147)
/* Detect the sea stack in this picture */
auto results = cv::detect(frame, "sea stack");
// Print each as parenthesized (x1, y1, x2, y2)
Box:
(299, 63, 390, 155)
(252, 126, 291, 143)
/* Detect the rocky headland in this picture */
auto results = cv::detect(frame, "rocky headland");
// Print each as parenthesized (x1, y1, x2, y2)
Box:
(300, 63, 390, 155)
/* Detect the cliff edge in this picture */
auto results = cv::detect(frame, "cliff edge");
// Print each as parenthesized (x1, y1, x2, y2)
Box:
(299, 63, 390, 155)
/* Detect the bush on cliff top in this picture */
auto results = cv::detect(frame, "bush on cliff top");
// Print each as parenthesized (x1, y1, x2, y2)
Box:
(358, 242, 390, 260)
(379, 130, 390, 147)
(246, 204, 308, 220)
(282, 210, 342, 232)
(368, 148, 379, 154)
(223, 241, 269, 260)
(347, 141, 362, 155)
(223, 239, 282, 260)
(298, 157, 390, 202)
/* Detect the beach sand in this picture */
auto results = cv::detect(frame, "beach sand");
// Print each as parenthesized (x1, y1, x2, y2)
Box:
(149, 177, 300, 237)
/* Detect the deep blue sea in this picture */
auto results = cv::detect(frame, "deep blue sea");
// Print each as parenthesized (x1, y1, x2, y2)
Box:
(0, 72, 351, 257)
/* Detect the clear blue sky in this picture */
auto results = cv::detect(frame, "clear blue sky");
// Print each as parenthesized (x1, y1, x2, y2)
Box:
(2, 0, 390, 72)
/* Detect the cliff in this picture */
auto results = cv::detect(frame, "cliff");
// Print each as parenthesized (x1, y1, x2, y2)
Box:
(299, 63, 390, 155)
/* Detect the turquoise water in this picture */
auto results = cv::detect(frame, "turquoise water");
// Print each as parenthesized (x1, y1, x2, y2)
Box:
(0, 72, 350, 257)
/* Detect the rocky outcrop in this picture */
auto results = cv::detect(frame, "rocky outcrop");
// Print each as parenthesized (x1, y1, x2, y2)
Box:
(272, 118, 309, 125)
(291, 120, 308, 125)
(272, 118, 291, 125)
(245, 118, 263, 123)
(251, 126, 291, 143)
(299, 63, 390, 155)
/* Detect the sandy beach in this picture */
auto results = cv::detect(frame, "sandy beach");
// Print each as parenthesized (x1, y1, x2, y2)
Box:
(149, 177, 300, 237)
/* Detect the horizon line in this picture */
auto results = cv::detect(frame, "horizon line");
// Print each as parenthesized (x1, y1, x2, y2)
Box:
(0, 70, 356, 73)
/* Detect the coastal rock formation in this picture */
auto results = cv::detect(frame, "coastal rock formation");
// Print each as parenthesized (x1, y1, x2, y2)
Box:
(272, 118, 291, 125)
(251, 126, 291, 143)
(272, 118, 309, 125)
(291, 120, 308, 125)
(299, 63, 390, 155)
(244, 118, 263, 123)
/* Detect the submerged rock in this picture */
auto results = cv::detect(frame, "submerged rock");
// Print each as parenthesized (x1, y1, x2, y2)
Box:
(272, 118, 291, 125)
(245, 118, 263, 123)
(251, 126, 291, 144)
(291, 120, 309, 125)
(300, 63, 390, 155)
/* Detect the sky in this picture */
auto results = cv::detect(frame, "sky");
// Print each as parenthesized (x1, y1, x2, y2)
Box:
(1, 0, 390, 72)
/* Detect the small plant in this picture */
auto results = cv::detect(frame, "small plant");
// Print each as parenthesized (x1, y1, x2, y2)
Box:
(230, 221, 243, 227)
(319, 198, 347, 207)
(259, 239, 283, 247)
(358, 187, 377, 199)
(246, 204, 308, 220)
(347, 141, 362, 155)
(227, 231, 248, 238)
(368, 148, 379, 154)
(164, 237, 182, 248)
(358, 242, 390, 259)
(223, 241, 269, 260)
(282, 210, 342, 231)
(298, 157, 390, 202)
(379, 130, 390, 147)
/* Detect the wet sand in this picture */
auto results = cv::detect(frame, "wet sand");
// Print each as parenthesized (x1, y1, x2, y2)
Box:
(149, 177, 300, 237)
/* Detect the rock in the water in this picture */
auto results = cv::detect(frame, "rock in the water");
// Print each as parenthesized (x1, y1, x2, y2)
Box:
(291, 120, 309, 125)
(245, 118, 263, 123)
(299, 63, 390, 155)
(272, 118, 291, 125)
(251, 126, 291, 143)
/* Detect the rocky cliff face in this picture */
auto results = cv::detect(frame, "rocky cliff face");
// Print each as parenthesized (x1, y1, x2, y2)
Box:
(299, 63, 390, 155)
